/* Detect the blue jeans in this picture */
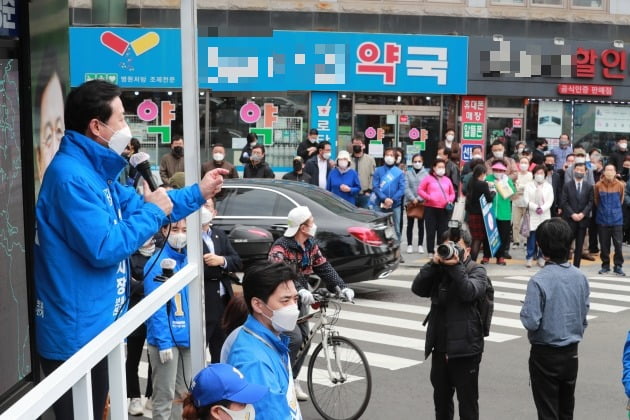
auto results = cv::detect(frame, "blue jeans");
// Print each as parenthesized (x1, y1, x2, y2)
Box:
(382, 206, 403, 242)
(526, 231, 542, 260)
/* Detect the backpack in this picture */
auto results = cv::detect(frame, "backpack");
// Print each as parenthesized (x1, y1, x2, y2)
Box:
(478, 274, 494, 337)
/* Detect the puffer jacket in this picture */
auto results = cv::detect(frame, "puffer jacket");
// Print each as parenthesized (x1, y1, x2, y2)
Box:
(411, 258, 487, 359)
(594, 177, 624, 226)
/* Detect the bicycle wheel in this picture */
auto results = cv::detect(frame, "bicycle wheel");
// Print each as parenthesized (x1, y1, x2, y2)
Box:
(307, 336, 372, 420)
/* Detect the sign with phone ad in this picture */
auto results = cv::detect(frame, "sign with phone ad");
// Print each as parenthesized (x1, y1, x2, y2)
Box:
(461, 96, 487, 163)
(481, 195, 501, 257)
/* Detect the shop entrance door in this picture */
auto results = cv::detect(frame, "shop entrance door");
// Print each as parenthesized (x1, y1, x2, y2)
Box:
(486, 107, 525, 156)
(354, 105, 440, 164)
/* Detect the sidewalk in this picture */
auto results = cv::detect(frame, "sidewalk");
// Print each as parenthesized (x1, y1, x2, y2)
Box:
(399, 242, 630, 278)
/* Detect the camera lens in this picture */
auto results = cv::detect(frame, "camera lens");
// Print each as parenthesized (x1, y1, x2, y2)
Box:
(437, 244, 454, 260)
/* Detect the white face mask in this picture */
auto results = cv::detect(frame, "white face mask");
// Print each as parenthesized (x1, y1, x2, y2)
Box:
(396, 156, 402, 164)
(493, 151, 504, 159)
(517, 147, 524, 154)
(620, 143, 628, 151)
(445, 134, 454, 142)
(322, 152, 331, 160)
(249, 141, 257, 147)
(472, 154, 482, 160)
(167, 232, 187, 250)
(435, 168, 446, 176)
(337, 160, 349, 169)
(384, 156, 396, 166)
(534, 174, 545, 184)
(308, 223, 317, 237)
(264, 303, 299, 333)
(100, 122, 132, 155)
(219, 404, 256, 420)
(213, 153, 225, 162)
(494, 172, 505, 180)
(519, 163, 529, 171)
(413, 162, 423, 170)
(575, 157, 586, 164)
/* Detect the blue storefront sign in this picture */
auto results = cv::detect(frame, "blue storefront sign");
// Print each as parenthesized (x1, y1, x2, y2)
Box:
(199, 31, 468, 94)
(310, 92, 338, 155)
(69, 27, 182, 88)
(0, 1, 17, 37)
(480, 195, 501, 257)
(70, 28, 468, 93)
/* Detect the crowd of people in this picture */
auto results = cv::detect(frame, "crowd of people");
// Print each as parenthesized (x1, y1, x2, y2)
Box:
(32, 79, 627, 420)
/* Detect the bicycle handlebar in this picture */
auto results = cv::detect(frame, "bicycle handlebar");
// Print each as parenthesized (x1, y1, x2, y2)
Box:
(312, 286, 353, 303)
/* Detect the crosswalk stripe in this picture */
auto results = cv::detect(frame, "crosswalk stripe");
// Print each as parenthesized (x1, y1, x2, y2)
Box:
(494, 280, 630, 303)
(494, 289, 626, 312)
(297, 367, 364, 386)
(352, 298, 428, 314)
(334, 326, 424, 349)
(304, 345, 422, 370)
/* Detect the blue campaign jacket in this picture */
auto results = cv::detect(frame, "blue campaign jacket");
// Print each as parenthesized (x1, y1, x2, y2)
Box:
(144, 245, 190, 349)
(227, 315, 301, 420)
(326, 167, 362, 205)
(622, 331, 630, 397)
(34, 130, 206, 360)
(372, 164, 406, 208)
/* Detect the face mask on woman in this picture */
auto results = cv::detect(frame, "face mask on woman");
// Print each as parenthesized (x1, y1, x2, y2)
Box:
(519, 163, 529, 172)
(412, 162, 423, 170)
(219, 404, 256, 420)
(384, 156, 396, 166)
(435, 168, 446, 177)
(534, 174, 545, 184)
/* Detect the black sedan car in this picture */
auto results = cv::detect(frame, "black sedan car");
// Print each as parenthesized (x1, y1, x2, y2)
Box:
(212, 178, 400, 284)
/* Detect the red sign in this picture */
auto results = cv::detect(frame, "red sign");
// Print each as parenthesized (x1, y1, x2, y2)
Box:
(399, 114, 408, 124)
(575, 47, 626, 80)
(460, 96, 487, 164)
(512, 118, 522, 128)
(557, 84, 614, 96)
(356, 42, 401, 85)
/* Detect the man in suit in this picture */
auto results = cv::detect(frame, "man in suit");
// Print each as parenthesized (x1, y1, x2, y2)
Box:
(544, 154, 563, 217)
(201, 200, 242, 362)
(560, 162, 593, 268)
(304, 140, 333, 188)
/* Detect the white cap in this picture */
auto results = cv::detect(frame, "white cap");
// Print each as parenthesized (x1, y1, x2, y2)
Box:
(337, 150, 351, 162)
(284, 206, 312, 237)
(160, 258, 177, 270)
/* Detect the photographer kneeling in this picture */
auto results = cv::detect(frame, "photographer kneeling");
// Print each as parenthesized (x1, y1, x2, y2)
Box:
(411, 224, 488, 420)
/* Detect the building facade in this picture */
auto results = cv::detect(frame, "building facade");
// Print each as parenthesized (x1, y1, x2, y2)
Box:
(68, 0, 630, 170)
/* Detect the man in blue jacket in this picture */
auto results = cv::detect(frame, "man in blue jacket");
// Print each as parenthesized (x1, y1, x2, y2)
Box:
(227, 262, 303, 420)
(371, 147, 406, 241)
(34, 80, 226, 419)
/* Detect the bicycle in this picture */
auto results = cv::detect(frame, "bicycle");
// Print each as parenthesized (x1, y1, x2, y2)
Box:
(294, 288, 372, 420)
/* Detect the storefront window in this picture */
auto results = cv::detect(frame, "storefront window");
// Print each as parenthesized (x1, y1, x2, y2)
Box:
(572, 0, 602, 7)
(208, 94, 309, 168)
(491, 0, 525, 4)
(573, 103, 626, 157)
(531, 0, 563, 5)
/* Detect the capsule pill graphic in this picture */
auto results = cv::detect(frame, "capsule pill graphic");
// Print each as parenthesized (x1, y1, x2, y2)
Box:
(131, 32, 160, 56)
(101, 31, 129, 56)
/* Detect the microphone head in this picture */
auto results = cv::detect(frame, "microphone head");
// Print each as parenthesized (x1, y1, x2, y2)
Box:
(160, 258, 176, 270)
(129, 152, 151, 168)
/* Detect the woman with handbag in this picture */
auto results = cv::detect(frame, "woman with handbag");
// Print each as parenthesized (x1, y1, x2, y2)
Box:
(523, 164, 555, 268)
(417, 158, 455, 257)
(465, 163, 496, 262)
(404, 153, 428, 254)
(512, 156, 533, 249)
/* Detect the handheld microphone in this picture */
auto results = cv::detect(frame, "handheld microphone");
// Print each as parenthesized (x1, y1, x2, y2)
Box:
(154, 258, 176, 283)
(129, 152, 158, 192)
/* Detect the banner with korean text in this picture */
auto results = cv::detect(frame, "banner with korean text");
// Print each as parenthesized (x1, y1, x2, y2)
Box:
(199, 31, 468, 94)
(310, 92, 338, 156)
(460, 96, 487, 165)
(480, 195, 501, 257)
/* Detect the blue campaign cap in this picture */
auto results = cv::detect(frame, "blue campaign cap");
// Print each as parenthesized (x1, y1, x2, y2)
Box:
(190, 363, 268, 407)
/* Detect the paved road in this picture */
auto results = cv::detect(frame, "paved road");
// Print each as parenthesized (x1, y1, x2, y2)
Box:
(129, 244, 630, 419)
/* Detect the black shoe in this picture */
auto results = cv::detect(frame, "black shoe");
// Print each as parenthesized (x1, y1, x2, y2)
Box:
(503, 253, 512, 259)
(614, 266, 626, 276)
(581, 254, 595, 261)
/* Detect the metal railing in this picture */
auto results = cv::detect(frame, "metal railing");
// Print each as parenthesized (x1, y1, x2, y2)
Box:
(0, 263, 204, 420)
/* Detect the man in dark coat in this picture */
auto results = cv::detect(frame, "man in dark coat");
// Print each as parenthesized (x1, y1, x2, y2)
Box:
(296, 128, 320, 162)
(201, 202, 242, 362)
(412, 229, 487, 420)
(560, 162, 593, 268)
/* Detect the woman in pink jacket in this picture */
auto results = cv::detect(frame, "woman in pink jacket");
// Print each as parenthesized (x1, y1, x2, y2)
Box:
(418, 158, 455, 256)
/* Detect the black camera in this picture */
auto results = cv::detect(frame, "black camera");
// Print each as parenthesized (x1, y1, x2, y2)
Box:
(447, 219, 461, 243)
(436, 241, 465, 262)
